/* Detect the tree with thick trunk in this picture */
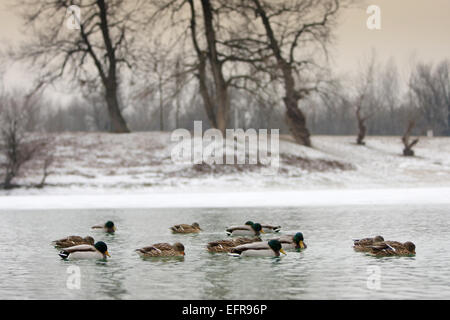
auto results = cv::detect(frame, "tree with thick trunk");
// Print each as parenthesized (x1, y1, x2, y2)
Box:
(187, 0, 230, 133)
(221, 0, 341, 146)
(16, 0, 147, 133)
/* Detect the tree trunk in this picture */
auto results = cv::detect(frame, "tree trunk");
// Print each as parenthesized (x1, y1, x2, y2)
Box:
(200, 0, 229, 134)
(447, 102, 450, 136)
(105, 86, 129, 133)
(159, 79, 164, 131)
(402, 119, 419, 156)
(355, 106, 366, 145)
(97, 0, 130, 134)
(284, 96, 311, 146)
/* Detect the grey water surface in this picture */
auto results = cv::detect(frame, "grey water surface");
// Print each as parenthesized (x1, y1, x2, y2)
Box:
(0, 204, 448, 299)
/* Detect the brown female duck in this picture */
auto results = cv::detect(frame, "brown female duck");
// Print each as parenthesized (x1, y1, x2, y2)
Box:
(207, 237, 261, 253)
(136, 242, 185, 257)
(52, 236, 95, 248)
(170, 223, 201, 234)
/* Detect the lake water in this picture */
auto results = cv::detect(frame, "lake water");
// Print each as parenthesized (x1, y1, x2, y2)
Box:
(0, 204, 449, 299)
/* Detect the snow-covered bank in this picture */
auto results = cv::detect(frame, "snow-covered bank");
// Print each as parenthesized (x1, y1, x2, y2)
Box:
(1, 132, 450, 196)
(1, 187, 449, 210)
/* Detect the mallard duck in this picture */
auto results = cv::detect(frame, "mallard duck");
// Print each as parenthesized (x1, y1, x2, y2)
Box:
(368, 241, 416, 257)
(353, 235, 384, 252)
(170, 223, 201, 233)
(52, 236, 95, 248)
(58, 241, 110, 260)
(135, 242, 185, 257)
(226, 222, 264, 236)
(229, 239, 287, 257)
(273, 232, 307, 250)
(92, 221, 116, 233)
(207, 237, 261, 253)
(244, 221, 281, 233)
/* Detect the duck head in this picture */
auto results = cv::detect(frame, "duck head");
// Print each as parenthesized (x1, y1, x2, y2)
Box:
(104, 221, 116, 232)
(293, 232, 306, 249)
(404, 241, 416, 254)
(245, 221, 254, 226)
(251, 223, 265, 234)
(374, 235, 384, 242)
(268, 239, 286, 256)
(173, 242, 185, 255)
(94, 241, 110, 257)
(192, 222, 201, 230)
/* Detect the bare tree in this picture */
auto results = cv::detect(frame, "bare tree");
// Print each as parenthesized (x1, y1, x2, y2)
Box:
(352, 52, 379, 145)
(15, 0, 149, 133)
(221, 0, 342, 146)
(402, 119, 419, 156)
(0, 89, 53, 189)
(409, 60, 450, 136)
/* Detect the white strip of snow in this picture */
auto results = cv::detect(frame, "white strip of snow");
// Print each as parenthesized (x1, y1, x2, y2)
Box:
(0, 188, 449, 210)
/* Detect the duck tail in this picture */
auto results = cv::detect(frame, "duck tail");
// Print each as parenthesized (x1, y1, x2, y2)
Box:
(59, 250, 69, 259)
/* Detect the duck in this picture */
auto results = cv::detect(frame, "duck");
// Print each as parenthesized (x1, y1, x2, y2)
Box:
(52, 235, 95, 248)
(207, 237, 261, 253)
(92, 221, 116, 233)
(368, 241, 416, 257)
(229, 239, 287, 257)
(170, 223, 201, 234)
(58, 241, 110, 260)
(244, 221, 281, 233)
(353, 235, 384, 252)
(226, 222, 264, 236)
(273, 232, 307, 250)
(135, 242, 185, 257)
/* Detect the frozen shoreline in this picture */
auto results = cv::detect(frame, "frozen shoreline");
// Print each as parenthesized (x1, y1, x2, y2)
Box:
(1, 187, 449, 210)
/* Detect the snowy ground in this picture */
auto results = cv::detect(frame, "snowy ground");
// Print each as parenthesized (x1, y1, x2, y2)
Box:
(1, 132, 449, 209)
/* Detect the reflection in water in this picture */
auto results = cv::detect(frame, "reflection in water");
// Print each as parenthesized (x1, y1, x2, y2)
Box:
(0, 205, 449, 299)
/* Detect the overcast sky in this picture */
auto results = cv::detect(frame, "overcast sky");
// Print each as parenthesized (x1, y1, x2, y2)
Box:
(0, 0, 449, 100)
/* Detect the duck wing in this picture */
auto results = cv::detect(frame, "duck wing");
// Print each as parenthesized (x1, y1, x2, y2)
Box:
(353, 237, 377, 246)
(58, 244, 97, 259)
(208, 237, 260, 249)
(171, 224, 193, 232)
(261, 224, 281, 231)
(53, 235, 87, 248)
(152, 243, 174, 251)
(271, 235, 294, 244)
(207, 239, 235, 248)
(231, 241, 270, 254)
(63, 244, 97, 253)
(368, 242, 396, 255)
(226, 226, 252, 232)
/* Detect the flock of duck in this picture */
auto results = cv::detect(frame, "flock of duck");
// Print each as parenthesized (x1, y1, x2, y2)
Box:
(52, 220, 416, 260)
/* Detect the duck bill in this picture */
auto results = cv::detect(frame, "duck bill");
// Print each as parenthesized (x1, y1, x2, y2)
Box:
(260, 229, 265, 234)
(280, 249, 287, 255)
(182, 252, 185, 256)
(105, 251, 111, 257)
(113, 226, 117, 231)
(299, 241, 305, 249)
